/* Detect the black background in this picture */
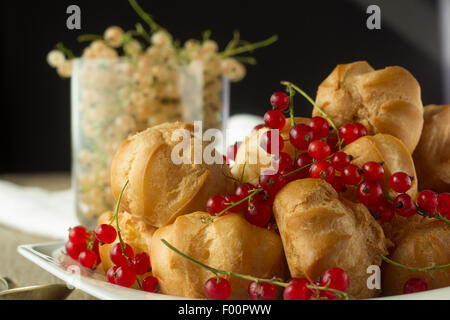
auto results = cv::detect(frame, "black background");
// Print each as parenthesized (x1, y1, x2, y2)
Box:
(0, 0, 444, 172)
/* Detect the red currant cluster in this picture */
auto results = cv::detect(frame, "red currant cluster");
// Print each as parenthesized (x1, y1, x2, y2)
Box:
(66, 221, 159, 293)
(65, 226, 101, 269)
(202, 267, 350, 300)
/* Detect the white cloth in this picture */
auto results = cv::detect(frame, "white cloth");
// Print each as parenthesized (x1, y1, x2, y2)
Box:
(0, 179, 77, 239)
(0, 114, 263, 239)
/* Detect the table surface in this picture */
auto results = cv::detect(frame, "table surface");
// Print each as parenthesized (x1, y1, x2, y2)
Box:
(0, 173, 96, 300)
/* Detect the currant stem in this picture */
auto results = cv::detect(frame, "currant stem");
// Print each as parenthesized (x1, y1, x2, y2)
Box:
(111, 180, 129, 255)
(128, 0, 163, 33)
(161, 239, 287, 287)
(287, 85, 297, 165)
(161, 239, 352, 299)
(383, 194, 450, 225)
(220, 35, 278, 58)
(280, 81, 343, 150)
(283, 154, 333, 178)
(208, 188, 263, 222)
(306, 283, 352, 300)
(55, 42, 75, 60)
(77, 34, 103, 42)
(379, 254, 450, 273)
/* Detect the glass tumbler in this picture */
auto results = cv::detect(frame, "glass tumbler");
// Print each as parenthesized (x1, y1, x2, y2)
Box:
(71, 57, 229, 227)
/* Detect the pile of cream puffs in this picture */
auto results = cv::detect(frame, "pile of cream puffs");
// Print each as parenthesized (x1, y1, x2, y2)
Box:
(66, 60, 450, 300)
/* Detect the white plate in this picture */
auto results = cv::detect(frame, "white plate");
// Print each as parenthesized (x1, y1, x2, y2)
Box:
(18, 241, 450, 300)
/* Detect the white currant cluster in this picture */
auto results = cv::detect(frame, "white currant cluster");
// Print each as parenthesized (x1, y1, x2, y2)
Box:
(47, 2, 276, 222)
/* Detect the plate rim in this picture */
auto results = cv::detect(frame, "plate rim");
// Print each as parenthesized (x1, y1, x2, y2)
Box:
(17, 241, 450, 300)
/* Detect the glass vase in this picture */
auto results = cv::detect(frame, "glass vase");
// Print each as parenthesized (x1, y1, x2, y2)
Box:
(71, 57, 229, 227)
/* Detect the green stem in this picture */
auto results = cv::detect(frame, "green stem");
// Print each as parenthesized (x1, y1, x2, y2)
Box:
(384, 194, 450, 225)
(306, 283, 352, 300)
(55, 42, 75, 60)
(208, 188, 263, 222)
(161, 239, 287, 287)
(111, 180, 130, 253)
(77, 34, 103, 42)
(287, 85, 297, 165)
(135, 23, 151, 43)
(234, 56, 257, 65)
(128, 0, 163, 33)
(220, 35, 278, 58)
(283, 154, 333, 178)
(281, 81, 342, 150)
(380, 254, 450, 273)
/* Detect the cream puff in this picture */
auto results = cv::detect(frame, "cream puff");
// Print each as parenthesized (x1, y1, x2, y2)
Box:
(313, 61, 423, 153)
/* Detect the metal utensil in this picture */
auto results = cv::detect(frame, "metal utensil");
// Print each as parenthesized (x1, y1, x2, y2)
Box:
(0, 283, 73, 300)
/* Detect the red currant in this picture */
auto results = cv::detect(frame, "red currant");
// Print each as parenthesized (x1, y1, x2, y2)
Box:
(280, 168, 301, 182)
(389, 172, 413, 193)
(294, 153, 313, 179)
(142, 275, 159, 293)
(69, 225, 89, 245)
(248, 281, 277, 300)
(371, 200, 394, 223)
(330, 176, 346, 193)
(403, 278, 428, 294)
(342, 165, 363, 185)
(107, 266, 118, 284)
(354, 123, 368, 137)
(357, 181, 383, 206)
(259, 172, 286, 195)
(362, 161, 384, 182)
(327, 136, 340, 154)
(204, 277, 231, 300)
(339, 124, 359, 144)
(272, 152, 292, 172)
(206, 195, 227, 216)
(92, 239, 101, 265)
(309, 160, 335, 183)
(95, 224, 117, 244)
(393, 194, 417, 217)
(130, 252, 151, 275)
(289, 124, 314, 150)
(235, 183, 256, 199)
(308, 140, 331, 160)
(260, 130, 284, 154)
(264, 109, 286, 130)
(224, 194, 245, 213)
(330, 152, 352, 171)
(283, 278, 313, 300)
(115, 266, 136, 288)
(244, 198, 272, 227)
(78, 250, 98, 269)
(319, 267, 350, 300)
(110, 243, 135, 267)
(437, 193, 450, 217)
(227, 141, 242, 162)
(308, 117, 330, 139)
(270, 91, 289, 110)
(65, 241, 86, 260)
(417, 190, 438, 215)
(252, 124, 265, 133)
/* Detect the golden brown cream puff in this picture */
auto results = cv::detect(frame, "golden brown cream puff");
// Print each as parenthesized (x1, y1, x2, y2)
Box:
(382, 220, 450, 296)
(110, 122, 236, 228)
(150, 212, 287, 299)
(413, 104, 450, 193)
(273, 178, 389, 299)
(313, 61, 423, 153)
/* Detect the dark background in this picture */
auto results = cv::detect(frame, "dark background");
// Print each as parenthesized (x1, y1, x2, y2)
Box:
(0, 0, 444, 172)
